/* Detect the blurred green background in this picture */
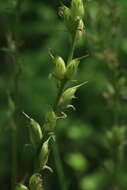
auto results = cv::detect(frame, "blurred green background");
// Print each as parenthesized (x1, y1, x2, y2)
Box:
(0, 0, 127, 189)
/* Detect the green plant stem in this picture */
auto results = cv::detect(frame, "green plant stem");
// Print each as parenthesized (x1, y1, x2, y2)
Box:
(9, 1, 21, 188)
(112, 71, 119, 126)
(8, 37, 18, 190)
(67, 33, 77, 64)
(11, 122, 17, 190)
(52, 140, 67, 190)
(53, 79, 67, 111)
(52, 31, 77, 190)
(110, 67, 124, 190)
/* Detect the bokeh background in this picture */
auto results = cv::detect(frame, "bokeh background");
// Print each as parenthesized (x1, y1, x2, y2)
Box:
(0, 0, 127, 189)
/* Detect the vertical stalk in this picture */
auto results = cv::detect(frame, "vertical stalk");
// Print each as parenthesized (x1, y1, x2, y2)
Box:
(67, 34, 77, 64)
(108, 63, 124, 189)
(23, 1, 86, 189)
(11, 121, 17, 190)
(52, 140, 67, 190)
(6, 31, 19, 190)
(52, 29, 78, 190)
(6, 0, 21, 189)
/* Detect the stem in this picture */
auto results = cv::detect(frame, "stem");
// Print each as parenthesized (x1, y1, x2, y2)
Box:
(11, 122, 17, 190)
(53, 32, 78, 111)
(52, 140, 67, 190)
(112, 71, 119, 126)
(54, 31, 78, 111)
(7, 1, 21, 189)
(52, 31, 77, 190)
(67, 33, 77, 64)
(109, 66, 124, 189)
(7, 34, 19, 190)
(53, 79, 67, 111)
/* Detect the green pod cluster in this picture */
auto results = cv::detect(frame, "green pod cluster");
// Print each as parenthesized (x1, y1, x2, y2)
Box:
(29, 173, 43, 190)
(60, 0, 85, 38)
(15, 184, 29, 190)
(61, 5, 79, 35)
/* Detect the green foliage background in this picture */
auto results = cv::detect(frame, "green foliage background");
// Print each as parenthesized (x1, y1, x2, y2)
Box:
(0, 0, 127, 189)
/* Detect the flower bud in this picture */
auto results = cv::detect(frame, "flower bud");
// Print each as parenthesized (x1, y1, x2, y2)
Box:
(65, 59, 80, 79)
(15, 184, 29, 190)
(44, 110, 56, 132)
(60, 5, 79, 36)
(29, 173, 43, 190)
(76, 19, 85, 40)
(62, 5, 73, 30)
(29, 119, 43, 148)
(23, 112, 43, 149)
(53, 56, 66, 80)
(62, 5, 71, 21)
(39, 138, 50, 169)
(58, 82, 87, 109)
(71, 0, 84, 18)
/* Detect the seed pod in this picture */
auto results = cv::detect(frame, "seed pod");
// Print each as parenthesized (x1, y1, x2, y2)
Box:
(29, 119, 43, 148)
(66, 59, 80, 79)
(62, 5, 71, 21)
(29, 173, 43, 190)
(62, 5, 73, 30)
(53, 56, 66, 80)
(60, 5, 79, 36)
(39, 138, 50, 170)
(15, 184, 29, 190)
(76, 19, 85, 40)
(23, 112, 43, 149)
(44, 110, 56, 132)
(71, 0, 84, 18)
(58, 82, 87, 109)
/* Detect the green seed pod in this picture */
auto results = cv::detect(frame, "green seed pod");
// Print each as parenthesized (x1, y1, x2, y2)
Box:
(39, 138, 50, 169)
(29, 173, 43, 190)
(60, 5, 79, 36)
(71, 0, 84, 18)
(23, 112, 43, 149)
(66, 59, 80, 79)
(53, 56, 66, 80)
(15, 184, 29, 190)
(76, 19, 85, 40)
(62, 5, 72, 21)
(29, 119, 43, 148)
(44, 110, 56, 132)
(62, 5, 73, 31)
(58, 82, 86, 109)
